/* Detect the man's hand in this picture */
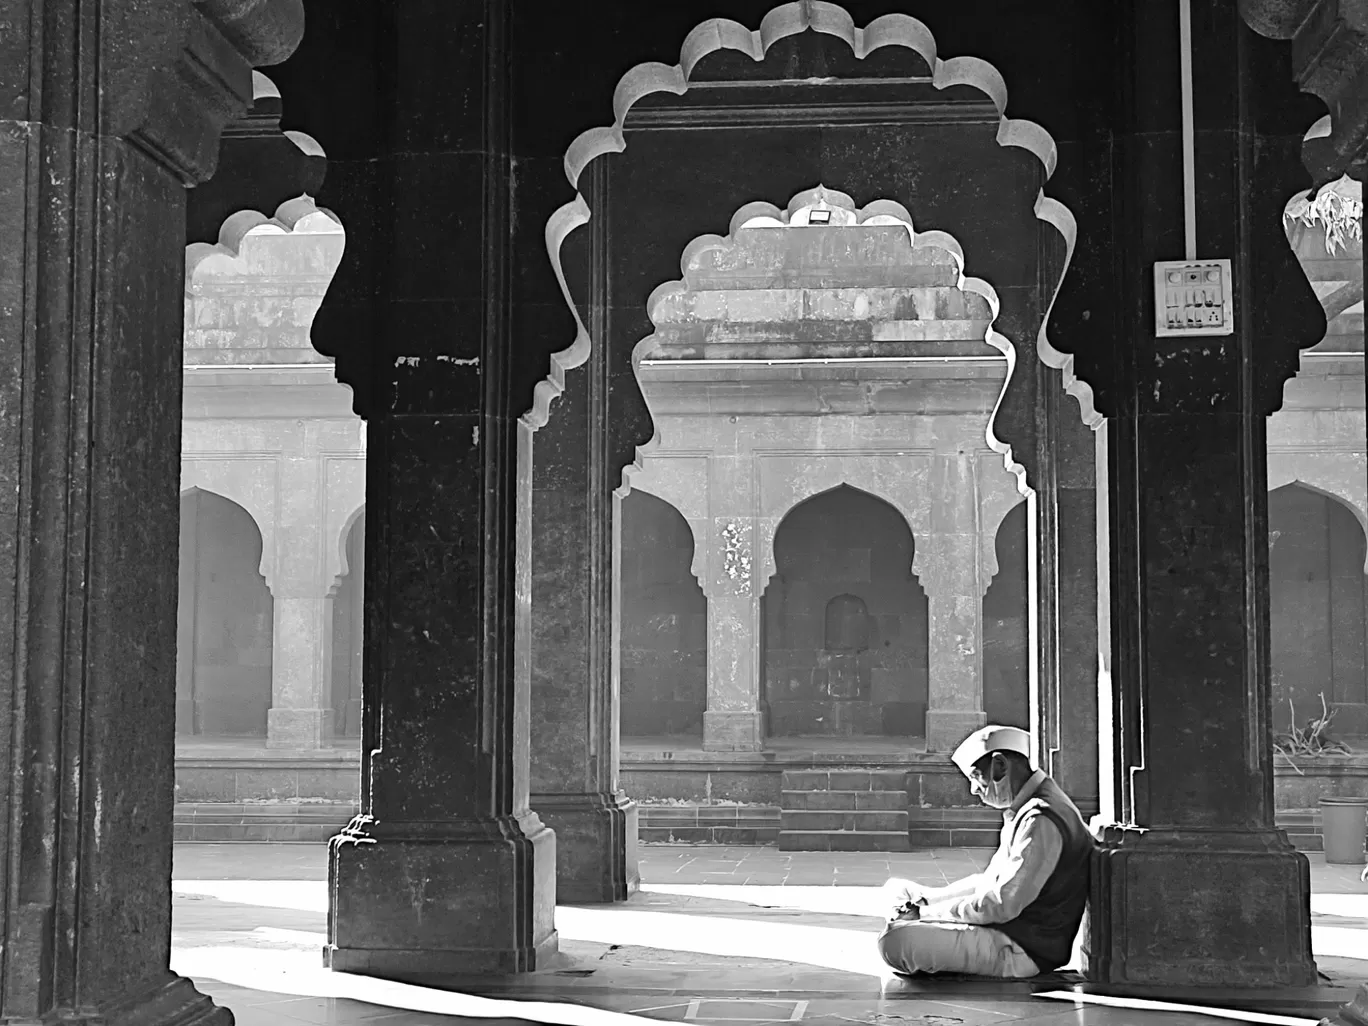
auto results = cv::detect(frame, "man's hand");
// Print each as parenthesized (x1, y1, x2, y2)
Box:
(890, 900, 921, 924)
(884, 878, 927, 923)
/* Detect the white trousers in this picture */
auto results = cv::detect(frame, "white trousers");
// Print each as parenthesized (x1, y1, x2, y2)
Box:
(877, 918, 1041, 978)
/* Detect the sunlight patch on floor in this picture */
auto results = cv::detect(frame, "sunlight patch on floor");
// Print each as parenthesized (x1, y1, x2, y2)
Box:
(637, 884, 891, 918)
(172, 943, 660, 1026)
(553, 906, 887, 976)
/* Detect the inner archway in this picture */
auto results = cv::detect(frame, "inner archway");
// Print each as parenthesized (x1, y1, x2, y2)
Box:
(1269, 483, 1368, 738)
(763, 485, 927, 739)
(177, 488, 274, 738)
(618, 489, 708, 742)
(982, 501, 1029, 729)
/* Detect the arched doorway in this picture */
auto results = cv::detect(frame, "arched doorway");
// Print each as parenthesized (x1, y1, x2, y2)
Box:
(983, 501, 1030, 729)
(1270, 484, 1368, 737)
(331, 509, 365, 739)
(618, 489, 707, 742)
(762, 485, 927, 738)
(176, 488, 273, 738)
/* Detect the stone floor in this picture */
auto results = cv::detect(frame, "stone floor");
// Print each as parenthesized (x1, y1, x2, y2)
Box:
(173, 843, 1368, 1026)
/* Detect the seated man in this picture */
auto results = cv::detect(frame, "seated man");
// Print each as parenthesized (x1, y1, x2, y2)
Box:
(878, 725, 1093, 979)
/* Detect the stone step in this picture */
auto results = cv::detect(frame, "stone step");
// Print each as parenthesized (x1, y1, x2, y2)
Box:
(781, 789, 907, 812)
(780, 809, 909, 833)
(779, 829, 910, 852)
(781, 768, 909, 791)
(907, 825, 1001, 849)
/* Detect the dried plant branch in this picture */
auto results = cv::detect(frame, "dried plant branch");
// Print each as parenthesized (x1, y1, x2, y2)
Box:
(1284, 177, 1364, 255)
(1274, 692, 1353, 761)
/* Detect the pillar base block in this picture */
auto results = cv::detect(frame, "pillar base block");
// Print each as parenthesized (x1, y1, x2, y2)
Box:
(1082, 826, 1316, 987)
(267, 708, 332, 749)
(102, 974, 232, 1026)
(533, 790, 639, 903)
(703, 711, 763, 752)
(325, 811, 558, 976)
(924, 709, 987, 753)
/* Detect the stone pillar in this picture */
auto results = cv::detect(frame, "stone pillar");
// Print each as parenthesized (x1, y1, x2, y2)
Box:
(922, 448, 987, 751)
(702, 454, 763, 751)
(1033, 366, 1100, 811)
(1079, 3, 1316, 987)
(267, 461, 334, 748)
(0, 2, 296, 1024)
(294, 2, 558, 974)
(529, 236, 638, 901)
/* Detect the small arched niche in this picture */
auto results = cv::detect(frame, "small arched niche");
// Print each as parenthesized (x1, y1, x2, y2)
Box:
(1270, 483, 1368, 737)
(177, 488, 274, 739)
(763, 485, 927, 739)
(619, 489, 707, 743)
(330, 508, 365, 739)
(982, 501, 1029, 729)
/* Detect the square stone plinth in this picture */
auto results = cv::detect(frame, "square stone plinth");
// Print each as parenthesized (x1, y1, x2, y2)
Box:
(533, 791, 639, 903)
(1083, 828, 1316, 987)
(267, 708, 332, 749)
(924, 709, 987, 753)
(703, 710, 764, 751)
(326, 815, 557, 976)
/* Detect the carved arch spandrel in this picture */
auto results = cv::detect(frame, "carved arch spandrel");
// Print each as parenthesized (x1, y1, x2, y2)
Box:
(540, 1, 1087, 438)
(979, 460, 1028, 594)
(328, 499, 367, 599)
(179, 473, 277, 593)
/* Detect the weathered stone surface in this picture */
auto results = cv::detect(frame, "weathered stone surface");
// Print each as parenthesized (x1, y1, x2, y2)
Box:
(269, 2, 559, 973)
(1085, 830, 1313, 986)
(1082, 1, 1319, 987)
(1034, 366, 1100, 807)
(0, 0, 299, 1023)
(530, 349, 638, 903)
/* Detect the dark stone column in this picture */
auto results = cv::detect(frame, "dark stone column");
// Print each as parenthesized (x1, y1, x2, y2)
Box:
(1077, 2, 1321, 988)
(271, 1, 558, 976)
(530, 355, 639, 904)
(1033, 366, 1100, 814)
(0, 1, 297, 1023)
(530, 163, 637, 903)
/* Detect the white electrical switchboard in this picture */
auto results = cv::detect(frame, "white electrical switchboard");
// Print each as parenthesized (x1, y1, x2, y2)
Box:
(1153, 259, 1233, 337)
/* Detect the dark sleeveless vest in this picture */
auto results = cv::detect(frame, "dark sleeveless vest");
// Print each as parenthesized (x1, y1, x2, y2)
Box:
(995, 777, 1094, 973)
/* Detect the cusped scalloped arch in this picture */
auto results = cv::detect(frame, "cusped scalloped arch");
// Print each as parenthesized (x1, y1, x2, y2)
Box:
(185, 195, 344, 281)
(759, 479, 922, 598)
(537, 1, 1089, 435)
(1268, 470, 1368, 573)
(179, 478, 277, 594)
(624, 190, 1030, 501)
(615, 473, 708, 589)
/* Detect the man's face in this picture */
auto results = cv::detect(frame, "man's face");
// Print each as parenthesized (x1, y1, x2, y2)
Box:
(966, 756, 1012, 809)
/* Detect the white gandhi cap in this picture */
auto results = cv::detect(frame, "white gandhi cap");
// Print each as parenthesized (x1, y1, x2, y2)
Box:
(950, 725, 1034, 776)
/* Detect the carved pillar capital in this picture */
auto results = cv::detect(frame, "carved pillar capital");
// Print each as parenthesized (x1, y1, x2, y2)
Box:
(110, 1, 305, 185)
(1240, 0, 1368, 184)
